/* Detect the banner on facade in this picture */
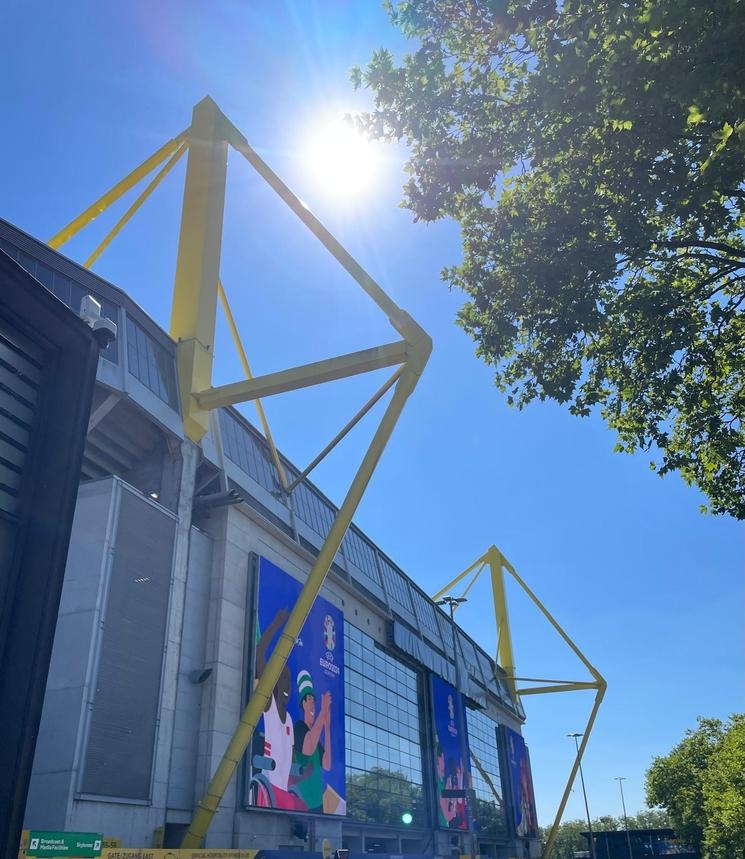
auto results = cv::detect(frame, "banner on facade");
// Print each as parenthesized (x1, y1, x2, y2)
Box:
(503, 726, 538, 838)
(246, 556, 346, 815)
(431, 674, 471, 831)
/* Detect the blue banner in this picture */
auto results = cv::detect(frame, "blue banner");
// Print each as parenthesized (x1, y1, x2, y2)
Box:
(247, 556, 345, 815)
(431, 674, 471, 831)
(504, 726, 538, 838)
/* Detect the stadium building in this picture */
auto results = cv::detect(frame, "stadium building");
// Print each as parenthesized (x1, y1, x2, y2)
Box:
(1, 217, 541, 859)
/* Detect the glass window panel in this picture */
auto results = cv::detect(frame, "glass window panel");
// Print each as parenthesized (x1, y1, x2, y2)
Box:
(466, 708, 508, 837)
(18, 252, 35, 274)
(69, 282, 85, 315)
(345, 620, 425, 826)
(125, 317, 175, 406)
(35, 262, 53, 290)
(52, 273, 71, 304)
(0, 239, 19, 259)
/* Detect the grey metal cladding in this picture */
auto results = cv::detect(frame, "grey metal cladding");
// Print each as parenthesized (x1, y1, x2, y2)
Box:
(80, 489, 175, 800)
(0, 317, 42, 517)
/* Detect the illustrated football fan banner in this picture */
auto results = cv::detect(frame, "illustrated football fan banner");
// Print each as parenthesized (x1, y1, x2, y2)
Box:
(503, 726, 538, 838)
(431, 674, 471, 831)
(246, 556, 345, 815)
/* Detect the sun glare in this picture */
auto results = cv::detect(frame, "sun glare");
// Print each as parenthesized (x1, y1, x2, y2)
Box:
(303, 116, 380, 198)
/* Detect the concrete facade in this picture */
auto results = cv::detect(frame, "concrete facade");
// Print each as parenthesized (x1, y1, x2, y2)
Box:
(1, 218, 539, 859)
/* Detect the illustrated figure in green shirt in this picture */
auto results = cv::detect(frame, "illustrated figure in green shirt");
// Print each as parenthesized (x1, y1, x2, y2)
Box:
(436, 741, 451, 827)
(293, 669, 332, 813)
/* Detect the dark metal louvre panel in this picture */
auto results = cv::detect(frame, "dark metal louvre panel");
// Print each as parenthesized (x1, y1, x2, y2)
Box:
(457, 629, 485, 685)
(0, 320, 43, 516)
(378, 555, 414, 612)
(477, 648, 497, 685)
(343, 526, 382, 587)
(410, 586, 441, 638)
(80, 489, 175, 800)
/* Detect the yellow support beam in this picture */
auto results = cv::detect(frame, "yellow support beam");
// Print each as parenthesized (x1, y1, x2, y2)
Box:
(285, 365, 404, 493)
(488, 546, 517, 696)
(181, 352, 430, 848)
(217, 278, 289, 492)
(195, 340, 409, 411)
(49, 131, 187, 250)
(431, 552, 489, 604)
(170, 97, 230, 441)
(470, 748, 503, 807)
(84, 144, 186, 269)
(517, 682, 598, 695)
(230, 136, 410, 336)
(543, 687, 605, 859)
(430, 546, 605, 859)
(47, 98, 432, 848)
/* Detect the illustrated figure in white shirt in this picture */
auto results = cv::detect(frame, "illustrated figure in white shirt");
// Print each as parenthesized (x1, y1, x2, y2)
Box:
(255, 607, 300, 809)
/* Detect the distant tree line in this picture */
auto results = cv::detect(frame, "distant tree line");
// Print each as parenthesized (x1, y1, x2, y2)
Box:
(540, 809, 671, 859)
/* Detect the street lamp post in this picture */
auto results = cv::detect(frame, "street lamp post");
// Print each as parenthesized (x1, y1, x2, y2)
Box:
(614, 777, 633, 859)
(436, 595, 474, 859)
(568, 732, 596, 859)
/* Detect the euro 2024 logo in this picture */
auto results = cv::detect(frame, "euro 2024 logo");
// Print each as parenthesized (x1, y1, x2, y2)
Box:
(323, 614, 336, 654)
(319, 614, 340, 678)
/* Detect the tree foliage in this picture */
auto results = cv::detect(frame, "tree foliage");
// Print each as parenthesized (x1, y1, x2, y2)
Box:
(353, 0, 745, 516)
(646, 715, 745, 858)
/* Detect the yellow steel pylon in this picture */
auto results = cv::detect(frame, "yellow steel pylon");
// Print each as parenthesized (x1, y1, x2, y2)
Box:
(432, 546, 606, 859)
(49, 96, 431, 847)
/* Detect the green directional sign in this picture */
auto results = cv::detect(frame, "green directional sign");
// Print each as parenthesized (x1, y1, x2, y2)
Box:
(27, 832, 103, 858)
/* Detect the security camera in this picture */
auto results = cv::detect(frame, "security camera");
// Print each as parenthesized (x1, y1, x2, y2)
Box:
(79, 295, 117, 350)
(189, 668, 213, 685)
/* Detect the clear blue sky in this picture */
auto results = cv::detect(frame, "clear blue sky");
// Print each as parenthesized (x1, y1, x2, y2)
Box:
(2, 0, 742, 829)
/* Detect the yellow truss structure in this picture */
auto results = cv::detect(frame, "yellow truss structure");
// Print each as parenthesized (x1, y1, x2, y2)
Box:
(432, 545, 606, 859)
(49, 96, 431, 847)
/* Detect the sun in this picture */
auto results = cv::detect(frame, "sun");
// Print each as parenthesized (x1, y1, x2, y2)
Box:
(303, 115, 380, 198)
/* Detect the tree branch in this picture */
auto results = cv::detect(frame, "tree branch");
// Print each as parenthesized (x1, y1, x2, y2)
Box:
(658, 240, 745, 260)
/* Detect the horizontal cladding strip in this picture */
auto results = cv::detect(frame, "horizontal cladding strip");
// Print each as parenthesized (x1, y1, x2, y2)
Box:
(195, 340, 409, 410)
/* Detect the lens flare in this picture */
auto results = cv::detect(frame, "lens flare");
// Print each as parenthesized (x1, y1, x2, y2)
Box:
(303, 116, 380, 198)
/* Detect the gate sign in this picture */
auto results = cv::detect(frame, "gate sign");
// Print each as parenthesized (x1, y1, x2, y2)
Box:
(247, 556, 346, 815)
(27, 833, 103, 858)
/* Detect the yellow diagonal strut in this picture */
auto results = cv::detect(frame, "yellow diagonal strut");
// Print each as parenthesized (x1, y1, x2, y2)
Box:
(431, 547, 605, 859)
(47, 96, 432, 848)
(49, 131, 187, 250)
(217, 278, 289, 493)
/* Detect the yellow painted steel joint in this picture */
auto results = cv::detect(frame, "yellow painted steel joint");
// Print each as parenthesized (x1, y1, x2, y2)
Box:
(431, 546, 606, 859)
(46, 95, 431, 848)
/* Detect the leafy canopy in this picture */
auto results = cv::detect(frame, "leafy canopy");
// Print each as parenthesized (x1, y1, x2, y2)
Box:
(353, 0, 745, 517)
(646, 715, 745, 858)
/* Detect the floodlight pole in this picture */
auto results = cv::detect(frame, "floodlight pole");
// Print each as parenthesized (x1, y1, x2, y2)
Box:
(615, 777, 633, 859)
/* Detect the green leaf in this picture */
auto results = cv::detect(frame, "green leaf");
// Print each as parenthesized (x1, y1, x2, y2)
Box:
(687, 104, 705, 125)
